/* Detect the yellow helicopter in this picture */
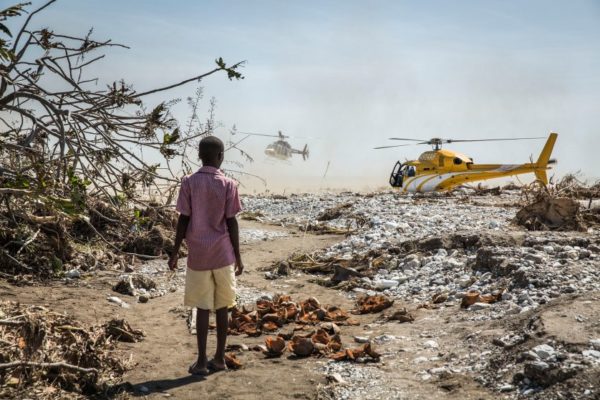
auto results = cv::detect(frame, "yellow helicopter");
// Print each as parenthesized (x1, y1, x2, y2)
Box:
(232, 130, 309, 161)
(374, 133, 558, 193)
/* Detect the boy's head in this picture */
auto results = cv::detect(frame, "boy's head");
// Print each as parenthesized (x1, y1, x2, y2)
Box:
(198, 136, 224, 168)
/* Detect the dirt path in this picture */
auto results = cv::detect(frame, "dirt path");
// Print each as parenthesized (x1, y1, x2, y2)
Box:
(0, 221, 346, 399)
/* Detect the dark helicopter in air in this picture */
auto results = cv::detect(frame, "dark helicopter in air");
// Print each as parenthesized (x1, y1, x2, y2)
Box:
(232, 130, 309, 161)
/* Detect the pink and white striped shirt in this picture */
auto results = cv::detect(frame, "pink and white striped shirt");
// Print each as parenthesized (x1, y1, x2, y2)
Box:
(176, 166, 242, 271)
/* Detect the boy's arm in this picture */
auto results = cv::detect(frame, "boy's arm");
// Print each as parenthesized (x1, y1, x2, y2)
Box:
(226, 216, 244, 276)
(168, 214, 190, 270)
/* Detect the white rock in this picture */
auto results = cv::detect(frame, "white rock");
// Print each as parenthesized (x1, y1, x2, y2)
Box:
(499, 384, 515, 392)
(354, 336, 370, 344)
(374, 334, 396, 343)
(107, 296, 130, 308)
(582, 350, 600, 360)
(532, 344, 556, 360)
(469, 302, 492, 311)
(374, 279, 399, 290)
(430, 367, 448, 375)
(327, 372, 347, 384)
(423, 340, 439, 349)
(65, 269, 81, 279)
(542, 245, 554, 254)
(589, 339, 600, 350)
(457, 276, 473, 288)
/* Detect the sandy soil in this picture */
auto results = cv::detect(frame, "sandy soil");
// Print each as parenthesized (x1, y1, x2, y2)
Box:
(1, 220, 598, 400)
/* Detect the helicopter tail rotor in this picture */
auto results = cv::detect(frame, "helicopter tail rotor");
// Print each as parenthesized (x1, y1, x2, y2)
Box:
(302, 144, 309, 161)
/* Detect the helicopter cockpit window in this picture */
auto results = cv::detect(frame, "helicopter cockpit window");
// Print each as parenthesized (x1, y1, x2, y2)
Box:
(407, 166, 416, 177)
(390, 162, 404, 187)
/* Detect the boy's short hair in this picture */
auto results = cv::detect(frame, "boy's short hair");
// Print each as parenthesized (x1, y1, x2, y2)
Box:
(199, 136, 224, 161)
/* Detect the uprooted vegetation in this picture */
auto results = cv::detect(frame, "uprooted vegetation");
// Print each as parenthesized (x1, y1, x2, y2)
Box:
(0, 2, 245, 279)
(0, 301, 144, 399)
(515, 175, 600, 232)
(0, 198, 185, 279)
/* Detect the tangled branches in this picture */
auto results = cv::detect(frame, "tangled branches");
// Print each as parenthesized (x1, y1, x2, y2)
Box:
(0, 301, 144, 398)
(0, 1, 243, 276)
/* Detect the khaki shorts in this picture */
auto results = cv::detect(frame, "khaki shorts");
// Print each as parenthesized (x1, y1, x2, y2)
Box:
(184, 265, 236, 310)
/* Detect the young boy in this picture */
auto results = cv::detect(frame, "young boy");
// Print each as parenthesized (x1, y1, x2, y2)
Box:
(168, 136, 244, 375)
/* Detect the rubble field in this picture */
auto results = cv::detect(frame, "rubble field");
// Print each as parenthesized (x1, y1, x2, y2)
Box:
(243, 188, 600, 400)
(1, 187, 599, 399)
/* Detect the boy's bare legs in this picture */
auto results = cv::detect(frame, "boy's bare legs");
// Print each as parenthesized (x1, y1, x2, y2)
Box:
(210, 307, 228, 370)
(190, 308, 209, 374)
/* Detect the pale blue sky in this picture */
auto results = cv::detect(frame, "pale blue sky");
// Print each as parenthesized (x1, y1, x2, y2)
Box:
(25, 1, 600, 191)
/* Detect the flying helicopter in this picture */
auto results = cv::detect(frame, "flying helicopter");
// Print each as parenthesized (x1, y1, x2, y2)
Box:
(232, 130, 309, 161)
(374, 133, 558, 193)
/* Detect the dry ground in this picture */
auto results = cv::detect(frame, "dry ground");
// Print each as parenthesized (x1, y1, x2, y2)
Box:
(1, 220, 598, 399)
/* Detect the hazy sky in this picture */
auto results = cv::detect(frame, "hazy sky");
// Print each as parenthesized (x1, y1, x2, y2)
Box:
(27, 0, 600, 192)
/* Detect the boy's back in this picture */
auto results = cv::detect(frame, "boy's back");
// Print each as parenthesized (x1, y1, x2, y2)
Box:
(176, 166, 241, 271)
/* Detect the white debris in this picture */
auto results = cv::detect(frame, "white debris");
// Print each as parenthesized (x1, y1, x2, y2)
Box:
(532, 344, 556, 360)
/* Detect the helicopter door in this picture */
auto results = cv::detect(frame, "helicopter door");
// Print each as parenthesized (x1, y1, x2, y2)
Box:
(389, 161, 404, 188)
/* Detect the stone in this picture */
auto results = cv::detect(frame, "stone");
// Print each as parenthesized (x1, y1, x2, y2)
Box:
(524, 361, 577, 387)
(532, 344, 556, 360)
(423, 340, 439, 349)
(65, 269, 81, 279)
(138, 294, 149, 303)
(374, 279, 399, 290)
(582, 350, 600, 360)
(429, 367, 449, 375)
(589, 339, 600, 350)
(354, 336, 370, 344)
(107, 296, 130, 308)
(542, 245, 554, 254)
(374, 334, 396, 343)
(327, 373, 347, 385)
(469, 302, 492, 311)
(498, 384, 515, 392)
(277, 261, 290, 275)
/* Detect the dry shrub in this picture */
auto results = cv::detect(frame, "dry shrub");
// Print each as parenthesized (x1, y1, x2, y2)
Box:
(0, 301, 142, 399)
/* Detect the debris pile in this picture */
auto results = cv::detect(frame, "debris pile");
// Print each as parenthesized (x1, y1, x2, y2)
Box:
(0, 198, 183, 279)
(0, 301, 143, 399)
(515, 194, 584, 231)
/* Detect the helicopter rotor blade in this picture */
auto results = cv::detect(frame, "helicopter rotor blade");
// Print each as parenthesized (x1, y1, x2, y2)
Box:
(373, 144, 415, 149)
(388, 138, 425, 141)
(445, 137, 546, 143)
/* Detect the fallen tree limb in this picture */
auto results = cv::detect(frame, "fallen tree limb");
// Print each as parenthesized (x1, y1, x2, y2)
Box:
(0, 188, 33, 196)
(0, 361, 98, 375)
